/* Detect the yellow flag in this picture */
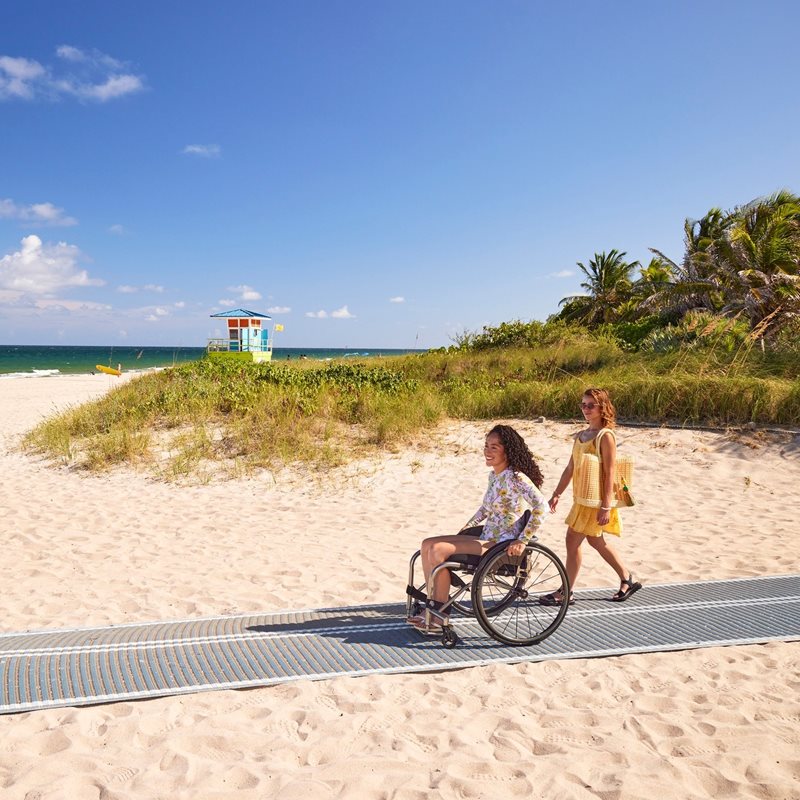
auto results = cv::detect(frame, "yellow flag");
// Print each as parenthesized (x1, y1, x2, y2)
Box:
(274, 323, 284, 332)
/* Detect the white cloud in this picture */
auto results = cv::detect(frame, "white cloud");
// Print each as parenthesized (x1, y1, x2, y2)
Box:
(218, 298, 235, 307)
(267, 305, 291, 314)
(174, 301, 186, 308)
(71, 74, 143, 101)
(35, 298, 111, 311)
(389, 296, 405, 303)
(549, 269, 574, 278)
(225, 284, 261, 301)
(0, 56, 45, 99)
(0, 198, 77, 227)
(26, 203, 77, 226)
(183, 144, 221, 158)
(0, 235, 103, 296)
(306, 305, 355, 320)
(56, 45, 85, 62)
(118, 283, 163, 293)
(56, 45, 122, 70)
(0, 47, 143, 103)
(108, 223, 126, 235)
(144, 306, 169, 322)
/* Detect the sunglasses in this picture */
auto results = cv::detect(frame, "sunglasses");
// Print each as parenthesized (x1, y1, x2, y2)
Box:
(580, 401, 598, 410)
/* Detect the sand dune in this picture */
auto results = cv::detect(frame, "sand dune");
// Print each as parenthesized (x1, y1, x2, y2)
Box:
(0, 374, 797, 799)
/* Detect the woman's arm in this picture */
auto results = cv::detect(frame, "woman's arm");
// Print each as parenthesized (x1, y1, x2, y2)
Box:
(548, 456, 574, 512)
(517, 483, 547, 544)
(505, 477, 547, 556)
(459, 475, 493, 531)
(460, 506, 488, 531)
(597, 430, 616, 525)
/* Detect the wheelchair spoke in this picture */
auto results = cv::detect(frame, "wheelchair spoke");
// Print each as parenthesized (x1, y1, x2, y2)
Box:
(471, 543, 569, 646)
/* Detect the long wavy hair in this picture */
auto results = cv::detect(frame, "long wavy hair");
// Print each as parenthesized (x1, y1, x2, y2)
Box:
(583, 387, 617, 429)
(487, 424, 544, 488)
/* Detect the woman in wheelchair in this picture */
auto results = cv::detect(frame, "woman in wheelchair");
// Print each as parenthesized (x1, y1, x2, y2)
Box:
(407, 424, 547, 631)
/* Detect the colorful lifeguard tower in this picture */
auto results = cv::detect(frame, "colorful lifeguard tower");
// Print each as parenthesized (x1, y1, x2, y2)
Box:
(207, 308, 273, 363)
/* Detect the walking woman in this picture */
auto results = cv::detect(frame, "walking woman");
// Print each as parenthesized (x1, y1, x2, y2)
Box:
(543, 388, 641, 605)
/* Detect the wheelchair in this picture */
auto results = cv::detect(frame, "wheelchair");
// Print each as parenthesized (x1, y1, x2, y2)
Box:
(405, 512, 570, 648)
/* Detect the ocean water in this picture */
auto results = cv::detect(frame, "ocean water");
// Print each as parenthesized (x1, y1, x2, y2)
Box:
(0, 345, 423, 378)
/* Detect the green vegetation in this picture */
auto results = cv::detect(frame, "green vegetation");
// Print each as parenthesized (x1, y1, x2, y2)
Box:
(23, 188, 800, 478)
(410, 331, 800, 424)
(24, 329, 800, 478)
(24, 360, 443, 477)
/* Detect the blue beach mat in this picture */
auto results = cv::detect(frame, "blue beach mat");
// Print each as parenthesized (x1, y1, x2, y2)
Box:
(1, 574, 798, 714)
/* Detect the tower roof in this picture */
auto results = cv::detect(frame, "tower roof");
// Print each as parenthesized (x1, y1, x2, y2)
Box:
(210, 308, 272, 319)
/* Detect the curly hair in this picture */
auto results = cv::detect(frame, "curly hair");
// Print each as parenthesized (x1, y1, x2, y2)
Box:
(583, 387, 617, 429)
(487, 424, 544, 488)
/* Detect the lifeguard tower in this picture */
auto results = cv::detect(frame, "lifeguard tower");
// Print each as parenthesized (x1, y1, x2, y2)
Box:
(207, 308, 273, 363)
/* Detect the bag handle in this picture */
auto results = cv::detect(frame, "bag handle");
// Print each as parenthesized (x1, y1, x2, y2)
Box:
(594, 428, 616, 504)
(594, 428, 616, 463)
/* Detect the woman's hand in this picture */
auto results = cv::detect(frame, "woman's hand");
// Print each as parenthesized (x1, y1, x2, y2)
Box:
(548, 493, 560, 512)
(596, 507, 611, 526)
(506, 540, 526, 558)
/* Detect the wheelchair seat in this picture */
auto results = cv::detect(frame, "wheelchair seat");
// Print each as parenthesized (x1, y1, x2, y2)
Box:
(444, 552, 482, 569)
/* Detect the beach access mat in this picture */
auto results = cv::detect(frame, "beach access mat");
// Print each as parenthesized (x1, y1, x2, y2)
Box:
(2, 574, 799, 714)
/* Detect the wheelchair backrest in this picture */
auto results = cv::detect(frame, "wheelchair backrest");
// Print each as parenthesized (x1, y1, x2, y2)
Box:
(513, 509, 531, 535)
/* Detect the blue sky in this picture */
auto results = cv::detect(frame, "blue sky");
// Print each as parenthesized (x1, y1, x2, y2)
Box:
(1, 1, 798, 349)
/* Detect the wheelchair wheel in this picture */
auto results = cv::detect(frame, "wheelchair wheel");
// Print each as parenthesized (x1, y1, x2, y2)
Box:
(441, 627, 459, 648)
(471, 542, 569, 646)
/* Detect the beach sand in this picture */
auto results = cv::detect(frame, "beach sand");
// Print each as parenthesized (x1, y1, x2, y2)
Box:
(1, 374, 798, 799)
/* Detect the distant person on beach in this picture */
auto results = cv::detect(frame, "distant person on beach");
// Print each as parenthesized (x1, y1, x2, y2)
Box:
(408, 424, 547, 631)
(544, 388, 641, 606)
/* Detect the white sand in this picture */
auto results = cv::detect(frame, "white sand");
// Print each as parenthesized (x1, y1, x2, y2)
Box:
(0, 374, 798, 799)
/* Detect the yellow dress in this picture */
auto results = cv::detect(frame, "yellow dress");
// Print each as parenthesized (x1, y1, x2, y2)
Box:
(564, 433, 622, 537)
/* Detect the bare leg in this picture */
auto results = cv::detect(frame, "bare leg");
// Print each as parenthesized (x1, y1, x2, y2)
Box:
(419, 535, 488, 605)
(564, 528, 586, 598)
(585, 534, 628, 583)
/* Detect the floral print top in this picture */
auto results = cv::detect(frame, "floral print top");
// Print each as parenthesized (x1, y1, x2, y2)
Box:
(460, 468, 547, 544)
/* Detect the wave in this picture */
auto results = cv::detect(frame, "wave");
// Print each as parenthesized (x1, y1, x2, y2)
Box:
(0, 369, 62, 379)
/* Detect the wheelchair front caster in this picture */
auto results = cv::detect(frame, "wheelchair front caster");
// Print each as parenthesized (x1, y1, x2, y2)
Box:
(441, 628, 458, 648)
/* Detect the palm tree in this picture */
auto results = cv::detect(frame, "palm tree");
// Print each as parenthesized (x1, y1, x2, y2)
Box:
(643, 191, 800, 338)
(711, 190, 800, 334)
(557, 249, 639, 325)
(643, 208, 733, 319)
(632, 256, 674, 304)
(638, 256, 674, 286)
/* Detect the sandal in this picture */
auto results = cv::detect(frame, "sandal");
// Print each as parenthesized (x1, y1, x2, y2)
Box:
(611, 574, 642, 602)
(410, 614, 449, 633)
(538, 591, 574, 607)
(408, 601, 450, 629)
